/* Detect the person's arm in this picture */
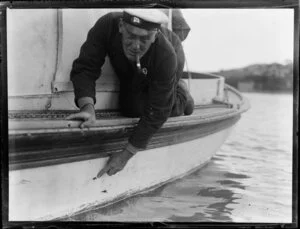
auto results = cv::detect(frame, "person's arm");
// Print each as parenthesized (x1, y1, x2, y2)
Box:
(71, 14, 113, 105)
(96, 51, 178, 179)
(66, 13, 113, 127)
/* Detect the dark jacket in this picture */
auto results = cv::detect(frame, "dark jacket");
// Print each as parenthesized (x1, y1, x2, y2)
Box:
(71, 12, 184, 149)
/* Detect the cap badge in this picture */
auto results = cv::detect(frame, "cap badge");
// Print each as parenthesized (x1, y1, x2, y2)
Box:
(132, 16, 141, 24)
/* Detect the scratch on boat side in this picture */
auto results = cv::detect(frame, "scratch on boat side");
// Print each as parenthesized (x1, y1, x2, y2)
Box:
(19, 179, 31, 184)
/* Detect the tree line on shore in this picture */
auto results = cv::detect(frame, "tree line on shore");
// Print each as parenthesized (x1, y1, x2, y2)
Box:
(214, 62, 293, 92)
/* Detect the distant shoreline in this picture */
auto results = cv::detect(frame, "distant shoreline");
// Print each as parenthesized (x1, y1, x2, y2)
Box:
(240, 90, 293, 94)
(211, 62, 293, 93)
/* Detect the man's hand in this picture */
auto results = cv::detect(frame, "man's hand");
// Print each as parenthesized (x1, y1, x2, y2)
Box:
(97, 149, 134, 178)
(66, 103, 96, 128)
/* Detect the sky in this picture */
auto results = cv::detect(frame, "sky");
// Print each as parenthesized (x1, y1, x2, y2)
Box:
(181, 9, 294, 72)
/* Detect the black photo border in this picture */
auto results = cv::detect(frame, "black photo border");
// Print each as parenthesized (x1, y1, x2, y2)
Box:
(1, 0, 299, 228)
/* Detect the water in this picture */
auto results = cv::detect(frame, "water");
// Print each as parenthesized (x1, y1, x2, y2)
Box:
(70, 92, 294, 223)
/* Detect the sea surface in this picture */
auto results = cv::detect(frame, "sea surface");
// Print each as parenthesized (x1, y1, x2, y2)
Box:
(71, 92, 294, 223)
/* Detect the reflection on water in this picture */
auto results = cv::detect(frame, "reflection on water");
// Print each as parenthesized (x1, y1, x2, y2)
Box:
(70, 93, 293, 223)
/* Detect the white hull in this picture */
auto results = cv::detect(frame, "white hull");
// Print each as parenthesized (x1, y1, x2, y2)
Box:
(9, 125, 234, 221)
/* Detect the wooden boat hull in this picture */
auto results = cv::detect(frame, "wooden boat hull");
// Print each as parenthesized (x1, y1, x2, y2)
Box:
(9, 119, 237, 221)
(8, 83, 249, 221)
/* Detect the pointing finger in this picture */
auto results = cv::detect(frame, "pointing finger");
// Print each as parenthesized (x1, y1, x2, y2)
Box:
(65, 114, 76, 120)
(97, 165, 111, 178)
(66, 113, 84, 120)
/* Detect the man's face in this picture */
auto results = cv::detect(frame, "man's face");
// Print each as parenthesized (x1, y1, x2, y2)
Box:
(119, 20, 157, 62)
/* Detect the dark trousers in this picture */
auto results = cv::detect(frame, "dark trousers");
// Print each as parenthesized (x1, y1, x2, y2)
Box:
(119, 82, 187, 118)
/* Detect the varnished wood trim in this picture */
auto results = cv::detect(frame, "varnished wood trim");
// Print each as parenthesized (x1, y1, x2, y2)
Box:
(9, 116, 240, 171)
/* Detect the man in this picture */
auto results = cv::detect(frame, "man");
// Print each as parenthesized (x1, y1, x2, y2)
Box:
(66, 9, 194, 178)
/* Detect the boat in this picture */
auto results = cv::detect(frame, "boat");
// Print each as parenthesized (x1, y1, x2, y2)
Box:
(7, 8, 250, 221)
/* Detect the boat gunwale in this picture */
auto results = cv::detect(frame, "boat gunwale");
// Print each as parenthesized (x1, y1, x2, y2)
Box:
(8, 84, 250, 135)
(8, 107, 239, 134)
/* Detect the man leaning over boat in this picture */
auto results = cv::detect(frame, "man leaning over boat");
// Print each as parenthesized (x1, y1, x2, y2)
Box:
(66, 9, 194, 177)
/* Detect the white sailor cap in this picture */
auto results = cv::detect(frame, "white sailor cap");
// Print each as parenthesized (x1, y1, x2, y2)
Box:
(123, 9, 169, 30)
